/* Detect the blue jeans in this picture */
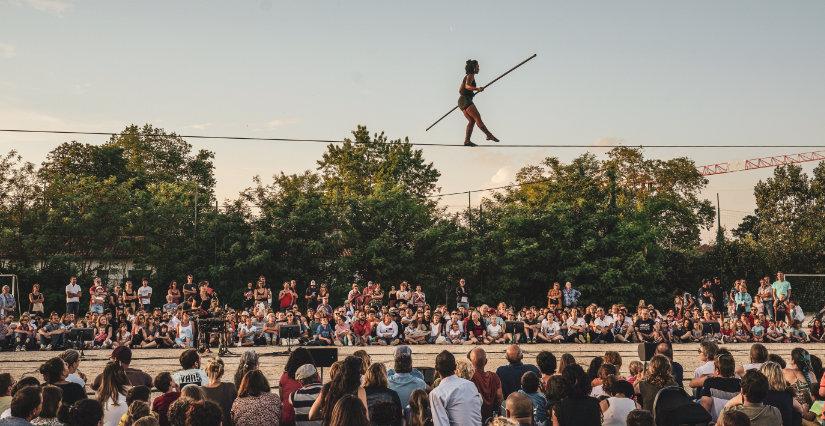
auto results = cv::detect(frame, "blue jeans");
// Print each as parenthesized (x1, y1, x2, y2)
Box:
(763, 299, 774, 320)
(90, 304, 104, 314)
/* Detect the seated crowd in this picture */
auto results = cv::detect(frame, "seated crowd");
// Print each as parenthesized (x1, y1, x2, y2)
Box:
(2, 341, 825, 426)
(0, 272, 821, 352)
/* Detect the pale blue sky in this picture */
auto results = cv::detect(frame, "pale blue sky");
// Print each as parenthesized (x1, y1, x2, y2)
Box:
(2, 1, 824, 240)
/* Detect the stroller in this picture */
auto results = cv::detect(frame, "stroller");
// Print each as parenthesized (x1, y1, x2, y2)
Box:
(653, 386, 712, 426)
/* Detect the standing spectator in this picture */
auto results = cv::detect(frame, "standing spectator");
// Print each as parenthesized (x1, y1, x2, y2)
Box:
(171, 349, 208, 388)
(699, 353, 741, 422)
(181, 274, 197, 305)
(363, 363, 403, 426)
(771, 272, 792, 305)
(756, 277, 774, 320)
(167, 281, 181, 305)
(28, 283, 44, 316)
(309, 356, 369, 423)
(719, 370, 781, 426)
(0, 286, 15, 319)
(547, 282, 562, 310)
(32, 385, 62, 426)
(201, 358, 236, 426)
(89, 278, 107, 315)
(495, 345, 540, 398)
(278, 282, 295, 312)
(456, 279, 470, 309)
(304, 280, 319, 311)
(65, 276, 81, 316)
(151, 372, 179, 426)
(290, 364, 323, 426)
(469, 347, 502, 422)
(96, 362, 130, 426)
(122, 281, 138, 313)
(634, 355, 676, 412)
(231, 370, 281, 426)
(137, 279, 152, 312)
(280, 348, 315, 425)
(562, 282, 580, 308)
(0, 386, 41, 426)
(503, 392, 533, 426)
(551, 364, 600, 426)
(92, 347, 152, 390)
(388, 346, 427, 409)
(429, 350, 481, 426)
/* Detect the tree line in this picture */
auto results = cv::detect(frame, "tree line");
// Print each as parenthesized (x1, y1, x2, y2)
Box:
(1, 124, 823, 312)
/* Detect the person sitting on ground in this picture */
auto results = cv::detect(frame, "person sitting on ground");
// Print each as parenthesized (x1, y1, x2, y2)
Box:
(503, 392, 533, 426)
(599, 376, 638, 426)
(720, 370, 781, 426)
(625, 409, 654, 426)
(428, 350, 482, 426)
(30, 385, 61, 426)
(551, 364, 600, 426)
(363, 363, 403, 426)
(0, 374, 14, 415)
(167, 385, 204, 426)
(64, 399, 105, 426)
(535, 351, 556, 391)
(495, 345, 540, 398)
(200, 358, 236, 426)
(38, 357, 87, 411)
(151, 373, 179, 426)
(309, 356, 369, 423)
(171, 349, 208, 388)
(289, 364, 323, 426)
(92, 347, 152, 391)
(326, 394, 369, 426)
(0, 386, 41, 426)
(118, 386, 151, 426)
(181, 400, 219, 426)
(96, 361, 130, 426)
(736, 343, 769, 378)
(407, 389, 433, 426)
(387, 346, 427, 409)
(720, 410, 752, 426)
(469, 347, 503, 422)
(699, 352, 742, 422)
(517, 372, 547, 425)
(230, 369, 281, 426)
(635, 355, 676, 412)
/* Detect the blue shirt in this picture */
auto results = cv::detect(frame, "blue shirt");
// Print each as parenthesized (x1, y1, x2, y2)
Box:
(388, 372, 428, 408)
(562, 288, 581, 307)
(518, 390, 548, 424)
(771, 280, 791, 298)
(734, 292, 752, 312)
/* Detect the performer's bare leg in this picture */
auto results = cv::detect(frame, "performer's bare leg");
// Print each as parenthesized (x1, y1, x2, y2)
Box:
(463, 108, 477, 147)
(465, 104, 499, 142)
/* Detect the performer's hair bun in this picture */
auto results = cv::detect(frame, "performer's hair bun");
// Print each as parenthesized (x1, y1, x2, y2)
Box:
(465, 59, 479, 74)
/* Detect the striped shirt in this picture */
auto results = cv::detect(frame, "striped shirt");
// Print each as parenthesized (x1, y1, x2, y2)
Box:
(290, 382, 323, 426)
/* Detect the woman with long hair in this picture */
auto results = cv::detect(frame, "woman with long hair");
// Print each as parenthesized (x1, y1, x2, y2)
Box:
(96, 361, 130, 426)
(362, 363, 403, 426)
(551, 364, 600, 426)
(279, 347, 315, 424)
(635, 354, 676, 412)
(783, 347, 818, 422)
(407, 389, 433, 426)
(230, 369, 281, 426)
(32, 385, 63, 426)
(458, 59, 499, 147)
(38, 357, 87, 409)
(234, 350, 259, 388)
(309, 356, 369, 424)
(202, 358, 237, 426)
(326, 394, 369, 426)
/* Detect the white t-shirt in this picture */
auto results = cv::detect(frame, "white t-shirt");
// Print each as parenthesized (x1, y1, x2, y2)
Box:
(541, 319, 560, 335)
(172, 368, 208, 387)
(102, 393, 128, 426)
(594, 316, 615, 329)
(565, 317, 586, 331)
(137, 286, 153, 305)
(694, 360, 715, 378)
(239, 324, 258, 342)
(486, 322, 503, 338)
(67, 372, 85, 387)
(65, 284, 81, 303)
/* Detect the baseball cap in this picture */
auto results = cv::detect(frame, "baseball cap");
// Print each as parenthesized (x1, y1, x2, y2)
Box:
(295, 364, 317, 381)
(112, 346, 132, 364)
(394, 345, 412, 360)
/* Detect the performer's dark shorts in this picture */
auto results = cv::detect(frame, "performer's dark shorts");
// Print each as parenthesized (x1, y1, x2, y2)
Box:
(458, 95, 474, 111)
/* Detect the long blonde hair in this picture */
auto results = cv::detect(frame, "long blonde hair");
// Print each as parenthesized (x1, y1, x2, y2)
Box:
(760, 361, 788, 392)
(364, 363, 388, 388)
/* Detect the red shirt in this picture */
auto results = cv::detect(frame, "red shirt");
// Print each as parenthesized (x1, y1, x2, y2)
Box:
(471, 370, 502, 421)
(279, 371, 302, 424)
(152, 391, 180, 426)
(352, 320, 371, 337)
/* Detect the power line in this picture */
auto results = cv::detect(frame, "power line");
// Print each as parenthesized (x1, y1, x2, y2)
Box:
(3, 128, 825, 149)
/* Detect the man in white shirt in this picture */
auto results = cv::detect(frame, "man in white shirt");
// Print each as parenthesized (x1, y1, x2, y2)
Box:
(591, 308, 615, 343)
(65, 276, 81, 315)
(376, 314, 399, 345)
(137, 278, 153, 311)
(429, 350, 482, 426)
(565, 308, 587, 343)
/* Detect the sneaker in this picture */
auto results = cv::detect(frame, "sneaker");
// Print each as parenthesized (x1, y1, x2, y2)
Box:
(40, 344, 46, 351)
(463, 141, 477, 147)
(46, 344, 52, 351)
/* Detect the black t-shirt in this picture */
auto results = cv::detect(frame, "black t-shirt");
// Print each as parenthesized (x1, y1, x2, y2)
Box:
(699, 376, 741, 399)
(364, 386, 403, 426)
(635, 319, 655, 334)
(182, 283, 198, 300)
(305, 287, 318, 309)
(56, 382, 87, 406)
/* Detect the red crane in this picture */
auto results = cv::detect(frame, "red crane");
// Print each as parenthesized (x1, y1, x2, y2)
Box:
(697, 151, 825, 176)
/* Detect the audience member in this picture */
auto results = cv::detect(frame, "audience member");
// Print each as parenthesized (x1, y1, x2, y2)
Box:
(31, 385, 61, 426)
(327, 394, 369, 426)
(230, 369, 281, 426)
(625, 409, 654, 426)
(469, 347, 503, 422)
(600, 376, 638, 426)
(363, 363, 403, 426)
(635, 355, 676, 412)
(387, 346, 427, 408)
(92, 347, 152, 390)
(0, 386, 40, 426)
(233, 350, 259, 389)
(65, 399, 104, 426)
(290, 364, 323, 426)
(200, 358, 236, 426)
(280, 347, 315, 425)
(38, 357, 86, 410)
(96, 362, 130, 426)
(719, 370, 781, 426)
(429, 350, 482, 426)
(171, 349, 207, 388)
(495, 345, 540, 398)
(183, 400, 220, 426)
(720, 410, 751, 426)
(517, 372, 546, 425)
(551, 364, 600, 426)
(151, 372, 179, 426)
(503, 392, 532, 426)
(0, 374, 14, 415)
(655, 343, 683, 388)
(535, 351, 556, 391)
(407, 389, 433, 426)
(309, 356, 368, 423)
(699, 353, 741, 422)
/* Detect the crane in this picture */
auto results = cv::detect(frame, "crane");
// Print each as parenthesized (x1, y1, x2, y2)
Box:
(697, 151, 825, 176)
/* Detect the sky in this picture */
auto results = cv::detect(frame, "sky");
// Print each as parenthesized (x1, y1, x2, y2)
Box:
(2, 0, 824, 242)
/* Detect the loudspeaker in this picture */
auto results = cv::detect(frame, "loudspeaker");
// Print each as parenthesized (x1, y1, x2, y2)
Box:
(638, 342, 657, 361)
(306, 347, 338, 368)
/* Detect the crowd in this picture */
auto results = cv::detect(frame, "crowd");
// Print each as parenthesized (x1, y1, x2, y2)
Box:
(0, 271, 822, 353)
(2, 340, 825, 426)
